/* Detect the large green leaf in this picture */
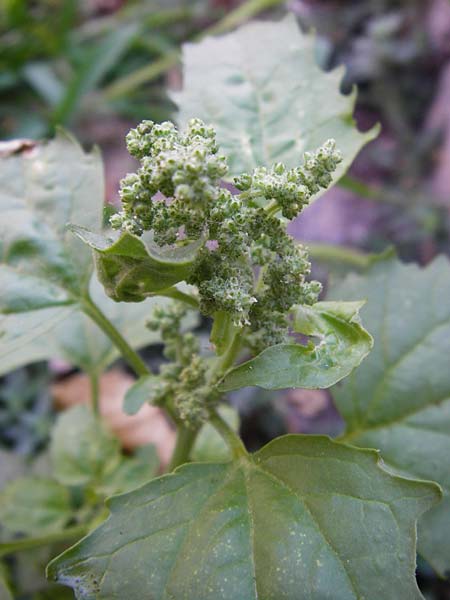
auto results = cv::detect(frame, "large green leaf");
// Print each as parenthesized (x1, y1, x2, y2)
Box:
(48, 436, 439, 599)
(0, 137, 191, 375)
(174, 15, 377, 184)
(219, 301, 372, 392)
(71, 226, 202, 302)
(0, 477, 72, 536)
(98, 446, 159, 497)
(0, 131, 102, 313)
(0, 276, 170, 375)
(50, 406, 120, 488)
(329, 256, 450, 576)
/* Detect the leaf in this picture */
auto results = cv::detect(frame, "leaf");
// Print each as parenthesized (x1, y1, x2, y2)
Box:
(50, 406, 120, 487)
(0, 477, 72, 536)
(0, 276, 173, 375)
(71, 226, 202, 302)
(0, 571, 13, 600)
(192, 405, 240, 462)
(219, 301, 372, 392)
(329, 256, 450, 576)
(22, 61, 65, 107)
(52, 23, 140, 125)
(0, 136, 194, 375)
(123, 375, 161, 415)
(0, 131, 102, 313)
(98, 446, 159, 496)
(174, 15, 378, 187)
(47, 435, 439, 599)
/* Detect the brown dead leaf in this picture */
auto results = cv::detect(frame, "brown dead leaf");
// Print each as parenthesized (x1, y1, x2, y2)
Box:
(51, 369, 175, 466)
(0, 139, 36, 157)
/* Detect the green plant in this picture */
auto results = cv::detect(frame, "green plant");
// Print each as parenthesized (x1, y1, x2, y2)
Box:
(0, 16, 448, 599)
(0, 0, 286, 139)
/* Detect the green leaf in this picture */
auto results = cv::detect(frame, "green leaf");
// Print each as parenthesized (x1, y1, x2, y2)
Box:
(52, 23, 140, 125)
(192, 405, 240, 462)
(0, 276, 173, 375)
(329, 256, 450, 576)
(0, 570, 13, 600)
(123, 375, 161, 415)
(219, 301, 372, 392)
(0, 135, 195, 375)
(50, 406, 120, 487)
(174, 15, 377, 187)
(48, 435, 439, 599)
(71, 226, 202, 302)
(22, 61, 65, 107)
(98, 446, 159, 496)
(0, 131, 102, 313)
(0, 477, 72, 536)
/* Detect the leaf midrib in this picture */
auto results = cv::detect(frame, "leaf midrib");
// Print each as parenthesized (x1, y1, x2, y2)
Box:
(251, 461, 360, 599)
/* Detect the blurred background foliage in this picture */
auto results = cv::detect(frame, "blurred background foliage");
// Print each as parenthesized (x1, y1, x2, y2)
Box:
(1, 0, 450, 597)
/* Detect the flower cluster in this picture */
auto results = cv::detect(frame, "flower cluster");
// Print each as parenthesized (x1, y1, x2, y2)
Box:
(147, 302, 216, 427)
(110, 119, 228, 244)
(112, 118, 342, 350)
(235, 139, 342, 219)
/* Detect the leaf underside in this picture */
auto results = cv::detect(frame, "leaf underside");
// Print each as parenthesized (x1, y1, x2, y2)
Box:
(174, 15, 378, 188)
(0, 136, 188, 374)
(71, 227, 202, 302)
(0, 131, 102, 313)
(48, 436, 438, 600)
(329, 256, 450, 576)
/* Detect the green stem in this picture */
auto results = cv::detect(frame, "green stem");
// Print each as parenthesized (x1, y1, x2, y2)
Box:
(0, 525, 89, 558)
(338, 175, 402, 206)
(210, 410, 247, 459)
(168, 425, 198, 471)
(306, 242, 376, 269)
(82, 293, 149, 377)
(214, 332, 242, 377)
(89, 371, 100, 416)
(210, 311, 236, 356)
(205, 0, 285, 37)
(264, 199, 280, 217)
(101, 0, 285, 101)
(157, 286, 199, 309)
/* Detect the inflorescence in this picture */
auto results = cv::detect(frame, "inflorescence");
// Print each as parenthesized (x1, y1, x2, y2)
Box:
(112, 118, 342, 354)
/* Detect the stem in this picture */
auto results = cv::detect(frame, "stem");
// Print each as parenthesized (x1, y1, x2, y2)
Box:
(210, 410, 247, 459)
(101, 0, 285, 101)
(89, 371, 100, 416)
(214, 332, 242, 377)
(168, 425, 198, 471)
(338, 175, 402, 206)
(264, 199, 280, 217)
(0, 525, 88, 558)
(157, 286, 199, 309)
(210, 311, 236, 356)
(82, 293, 149, 377)
(306, 242, 376, 269)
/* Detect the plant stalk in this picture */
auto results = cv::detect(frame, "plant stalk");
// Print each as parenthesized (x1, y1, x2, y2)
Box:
(210, 410, 247, 459)
(158, 286, 199, 308)
(82, 293, 150, 377)
(168, 425, 199, 471)
(89, 371, 100, 416)
(213, 331, 242, 380)
(306, 242, 377, 269)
